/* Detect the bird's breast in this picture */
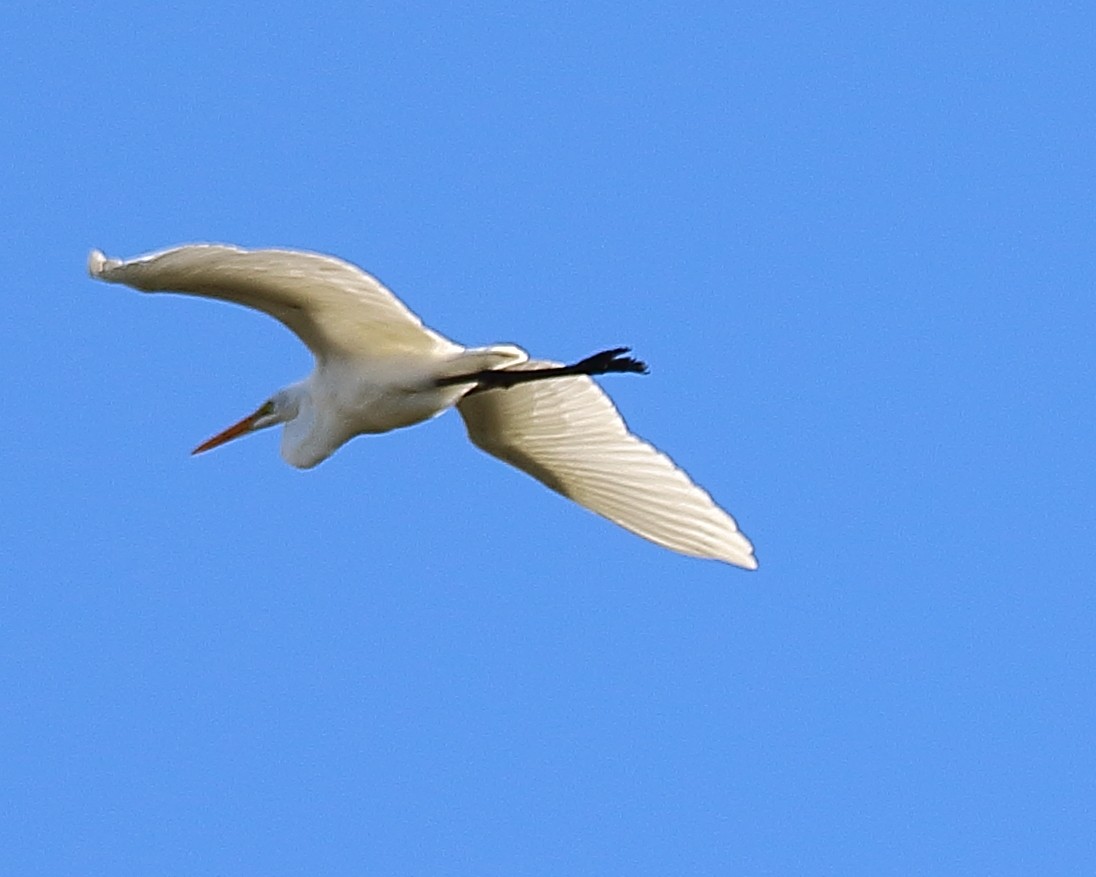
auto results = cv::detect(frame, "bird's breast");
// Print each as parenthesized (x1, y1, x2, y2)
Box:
(340, 386, 461, 434)
(284, 376, 464, 469)
(318, 359, 467, 437)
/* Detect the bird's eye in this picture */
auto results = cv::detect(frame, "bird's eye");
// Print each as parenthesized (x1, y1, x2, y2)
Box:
(258, 400, 275, 416)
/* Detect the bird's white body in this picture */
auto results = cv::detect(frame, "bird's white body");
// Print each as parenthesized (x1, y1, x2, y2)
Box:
(89, 244, 757, 568)
(279, 350, 519, 467)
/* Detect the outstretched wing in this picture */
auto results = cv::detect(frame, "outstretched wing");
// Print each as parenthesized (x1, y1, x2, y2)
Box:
(457, 361, 757, 568)
(88, 244, 458, 360)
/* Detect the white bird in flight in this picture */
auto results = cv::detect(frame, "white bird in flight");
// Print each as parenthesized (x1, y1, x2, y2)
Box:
(88, 244, 757, 569)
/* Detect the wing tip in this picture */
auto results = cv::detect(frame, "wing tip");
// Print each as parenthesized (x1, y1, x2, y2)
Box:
(716, 533, 758, 570)
(87, 248, 119, 280)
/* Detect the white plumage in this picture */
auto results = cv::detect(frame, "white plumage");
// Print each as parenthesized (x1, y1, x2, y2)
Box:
(89, 244, 757, 568)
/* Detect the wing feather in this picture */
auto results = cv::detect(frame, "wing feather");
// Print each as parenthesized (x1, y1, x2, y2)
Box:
(88, 245, 457, 360)
(457, 361, 757, 568)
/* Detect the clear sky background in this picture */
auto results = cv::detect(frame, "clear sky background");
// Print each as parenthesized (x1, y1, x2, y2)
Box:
(2, 2, 1093, 874)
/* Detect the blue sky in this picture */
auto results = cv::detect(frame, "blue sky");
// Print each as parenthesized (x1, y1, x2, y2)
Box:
(3, 2, 1094, 873)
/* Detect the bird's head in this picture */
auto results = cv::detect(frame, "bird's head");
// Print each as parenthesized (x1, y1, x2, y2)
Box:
(192, 388, 300, 456)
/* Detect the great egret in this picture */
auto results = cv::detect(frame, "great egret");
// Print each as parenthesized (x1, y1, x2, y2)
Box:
(88, 245, 757, 569)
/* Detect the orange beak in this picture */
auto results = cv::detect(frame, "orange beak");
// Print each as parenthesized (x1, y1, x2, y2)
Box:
(192, 406, 270, 455)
